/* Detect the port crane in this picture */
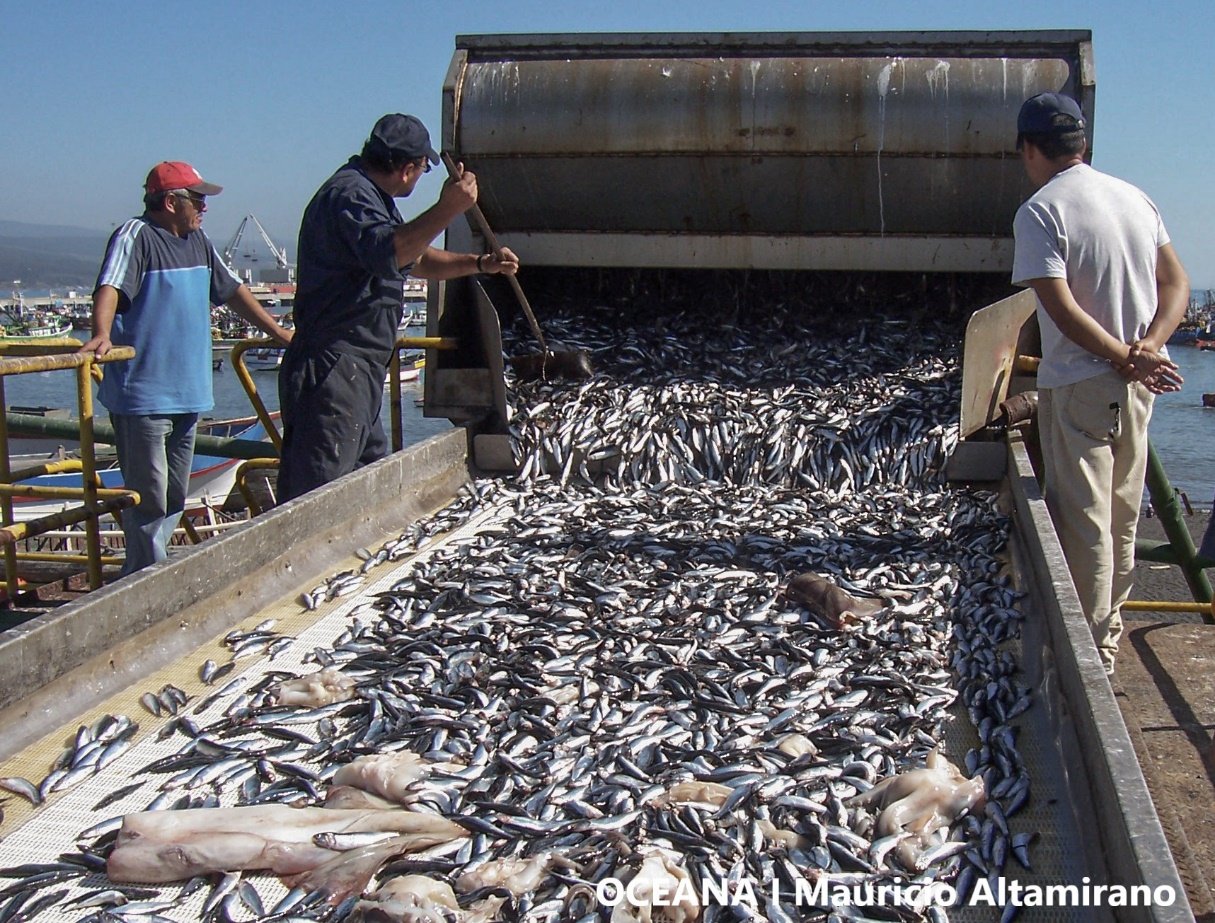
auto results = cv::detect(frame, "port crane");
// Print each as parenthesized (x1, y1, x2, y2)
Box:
(222, 215, 289, 273)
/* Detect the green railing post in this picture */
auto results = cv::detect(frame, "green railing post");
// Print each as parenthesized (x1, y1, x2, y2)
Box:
(1138, 439, 1213, 605)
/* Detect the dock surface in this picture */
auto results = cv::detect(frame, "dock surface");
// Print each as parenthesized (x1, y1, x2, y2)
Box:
(1123, 512, 1215, 920)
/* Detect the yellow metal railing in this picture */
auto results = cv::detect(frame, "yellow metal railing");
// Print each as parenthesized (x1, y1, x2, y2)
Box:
(234, 459, 281, 517)
(387, 337, 452, 452)
(0, 342, 138, 598)
(229, 340, 285, 453)
(227, 336, 455, 504)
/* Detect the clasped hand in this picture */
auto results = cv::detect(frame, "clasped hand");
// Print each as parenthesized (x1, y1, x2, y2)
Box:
(1114, 341, 1183, 394)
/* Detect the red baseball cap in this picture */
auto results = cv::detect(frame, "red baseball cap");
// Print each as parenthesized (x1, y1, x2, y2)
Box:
(144, 161, 223, 196)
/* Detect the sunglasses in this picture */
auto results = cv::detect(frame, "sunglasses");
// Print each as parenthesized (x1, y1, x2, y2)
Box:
(174, 192, 207, 208)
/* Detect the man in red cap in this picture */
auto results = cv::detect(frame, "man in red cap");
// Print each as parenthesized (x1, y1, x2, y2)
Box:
(83, 161, 293, 576)
(276, 113, 518, 501)
(1012, 93, 1190, 675)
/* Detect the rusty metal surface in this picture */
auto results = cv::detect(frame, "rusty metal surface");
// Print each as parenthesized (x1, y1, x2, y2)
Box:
(960, 288, 1039, 438)
(446, 31, 1093, 269)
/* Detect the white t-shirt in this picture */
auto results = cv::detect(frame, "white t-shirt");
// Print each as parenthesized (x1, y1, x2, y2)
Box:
(1011, 162, 1169, 389)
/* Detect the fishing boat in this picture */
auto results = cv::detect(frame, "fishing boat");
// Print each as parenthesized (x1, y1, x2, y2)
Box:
(0, 314, 74, 340)
(386, 355, 425, 385)
(242, 347, 284, 371)
(396, 305, 426, 333)
(7, 413, 278, 522)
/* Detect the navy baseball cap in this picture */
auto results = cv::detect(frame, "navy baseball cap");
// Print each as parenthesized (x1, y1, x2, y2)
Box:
(366, 114, 439, 165)
(1017, 93, 1085, 135)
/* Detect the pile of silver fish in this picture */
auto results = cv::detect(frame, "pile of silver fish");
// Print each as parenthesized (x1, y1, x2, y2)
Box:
(0, 295, 1036, 922)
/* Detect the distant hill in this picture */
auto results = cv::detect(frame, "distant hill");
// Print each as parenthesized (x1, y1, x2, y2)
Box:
(0, 221, 111, 289)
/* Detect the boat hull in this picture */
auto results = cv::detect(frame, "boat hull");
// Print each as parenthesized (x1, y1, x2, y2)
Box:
(6, 414, 277, 522)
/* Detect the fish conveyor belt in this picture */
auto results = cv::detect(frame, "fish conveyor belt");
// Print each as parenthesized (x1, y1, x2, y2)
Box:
(0, 294, 1150, 922)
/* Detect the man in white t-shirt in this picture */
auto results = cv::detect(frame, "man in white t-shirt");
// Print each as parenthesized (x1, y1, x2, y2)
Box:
(1011, 92, 1190, 674)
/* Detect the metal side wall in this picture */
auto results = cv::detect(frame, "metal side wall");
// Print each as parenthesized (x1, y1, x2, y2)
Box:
(1006, 431, 1193, 921)
(0, 428, 473, 762)
(0, 426, 1195, 918)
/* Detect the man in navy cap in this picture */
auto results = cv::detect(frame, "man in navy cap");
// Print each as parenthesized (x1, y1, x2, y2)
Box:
(84, 162, 293, 575)
(277, 114, 518, 501)
(1011, 92, 1190, 675)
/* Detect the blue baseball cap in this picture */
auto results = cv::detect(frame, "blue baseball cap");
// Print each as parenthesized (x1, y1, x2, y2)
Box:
(1017, 93, 1086, 135)
(366, 114, 439, 165)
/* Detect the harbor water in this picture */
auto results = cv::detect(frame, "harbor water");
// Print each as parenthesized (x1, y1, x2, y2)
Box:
(3, 329, 1211, 503)
(1146, 344, 1215, 507)
(2, 329, 453, 451)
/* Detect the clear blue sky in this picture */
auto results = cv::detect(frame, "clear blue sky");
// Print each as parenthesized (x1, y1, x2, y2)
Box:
(3, 0, 1211, 285)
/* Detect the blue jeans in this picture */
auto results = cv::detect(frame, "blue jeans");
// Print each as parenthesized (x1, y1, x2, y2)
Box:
(111, 413, 198, 575)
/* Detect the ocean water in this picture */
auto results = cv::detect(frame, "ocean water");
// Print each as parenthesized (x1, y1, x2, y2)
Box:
(1147, 345, 1215, 505)
(4, 329, 1210, 502)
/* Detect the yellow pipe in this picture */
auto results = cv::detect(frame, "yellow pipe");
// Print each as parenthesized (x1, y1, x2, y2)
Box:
(1123, 599, 1215, 616)
(78, 359, 104, 589)
(0, 494, 138, 546)
(1014, 354, 1041, 374)
(229, 339, 283, 452)
(15, 552, 124, 566)
(0, 338, 83, 357)
(399, 336, 457, 351)
(388, 349, 403, 452)
(178, 515, 202, 545)
(0, 346, 134, 376)
(226, 335, 451, 459)
(0, 485, 135, 499)
(5, 458, 85, 482)
(235, 458, 280, 516)
(387, 335, 445, 454)
(0, 374, 15, 601)
(0, 346, 138, 594)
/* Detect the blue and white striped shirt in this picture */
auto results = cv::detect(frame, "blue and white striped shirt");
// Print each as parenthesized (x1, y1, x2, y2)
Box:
(94, 216, 240, 414)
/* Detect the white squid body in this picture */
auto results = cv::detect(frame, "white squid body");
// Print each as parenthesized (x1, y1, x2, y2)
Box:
(455, 852, 554, 896)
(272, 667, 357, 707)
(610, 850, 701, 923)
(655, 781, 731, 808)
(106, 805, 465, 884)
(331, 751, 449, 805)
(352, 874, 460, 922)
(845, 750, 986, 868)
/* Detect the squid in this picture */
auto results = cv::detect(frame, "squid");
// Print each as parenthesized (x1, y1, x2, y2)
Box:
(271, 667, 357, 707)
(106, 804, 465, 886)
(845, 750, 986, 871)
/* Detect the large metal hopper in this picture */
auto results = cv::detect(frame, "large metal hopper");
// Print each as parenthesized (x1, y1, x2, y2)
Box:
(426, 30, 1093, 432)
(442, 30, 1094, 272)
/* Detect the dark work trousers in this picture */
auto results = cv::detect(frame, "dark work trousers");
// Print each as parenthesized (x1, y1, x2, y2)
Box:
(277, 347, 387, 502)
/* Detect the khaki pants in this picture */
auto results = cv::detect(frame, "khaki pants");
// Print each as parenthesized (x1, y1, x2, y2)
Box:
(1039, 371, 1154, 673)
